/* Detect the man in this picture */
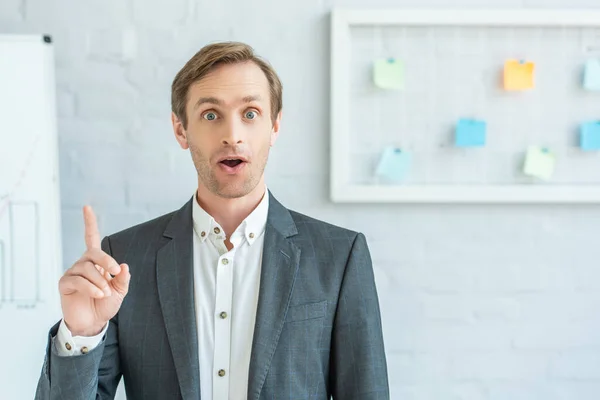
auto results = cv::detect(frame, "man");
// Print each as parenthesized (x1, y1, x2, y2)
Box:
(35, 41, 389, 400)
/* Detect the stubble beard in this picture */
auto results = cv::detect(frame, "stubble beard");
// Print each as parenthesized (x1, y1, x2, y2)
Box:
(189, 142, 270, 199)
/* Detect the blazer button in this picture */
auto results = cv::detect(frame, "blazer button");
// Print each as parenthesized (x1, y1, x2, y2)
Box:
(220, 311, 227, 319)
(64, 342, 72, 351)
(214, 227, 221, 234)
(81, 346, 89, 354)
(218, 369, 226, 377)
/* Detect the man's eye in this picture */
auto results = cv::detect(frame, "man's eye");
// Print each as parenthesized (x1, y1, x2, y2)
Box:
(203, 112, 217, 121)
(245, 110, 257, 120)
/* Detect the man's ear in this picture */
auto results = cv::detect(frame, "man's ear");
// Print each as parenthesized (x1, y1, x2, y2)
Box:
(172, 112, 189, 150)
(270, 111, 282, 147)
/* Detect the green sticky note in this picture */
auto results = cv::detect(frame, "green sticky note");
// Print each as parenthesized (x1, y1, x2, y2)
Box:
(373, 58, 404, 90)
(523, 146, 555, 181)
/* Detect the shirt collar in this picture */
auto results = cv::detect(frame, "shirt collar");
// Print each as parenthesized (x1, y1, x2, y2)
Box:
(192, 185, 269, 246)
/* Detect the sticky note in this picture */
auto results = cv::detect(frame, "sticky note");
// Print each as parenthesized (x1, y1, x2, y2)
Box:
(504, 59, 535, 91)
(375, 147, 411, 183)
(373, 58, 404, 90)
(583, 59, 600, 91)
(523, 146, 555, 181)
(580, 121, 600, 150)
(455, 119, 487, 147)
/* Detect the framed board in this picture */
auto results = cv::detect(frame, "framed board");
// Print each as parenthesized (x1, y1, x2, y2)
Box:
(330, 9, 600, 203)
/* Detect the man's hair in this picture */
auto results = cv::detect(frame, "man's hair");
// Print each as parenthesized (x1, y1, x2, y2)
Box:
(171, 41, 283, 129)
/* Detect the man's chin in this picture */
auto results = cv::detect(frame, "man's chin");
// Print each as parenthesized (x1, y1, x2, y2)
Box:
(213, 182, 256, 199)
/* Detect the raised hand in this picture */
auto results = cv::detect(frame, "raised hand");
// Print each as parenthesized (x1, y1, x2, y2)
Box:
(58, 206, 130, 336)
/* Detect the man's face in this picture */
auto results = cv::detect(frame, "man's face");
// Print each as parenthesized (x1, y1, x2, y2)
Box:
(173, 61, 280, 199)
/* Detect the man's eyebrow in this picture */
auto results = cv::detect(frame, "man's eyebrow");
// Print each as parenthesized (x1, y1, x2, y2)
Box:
(242, 95, 262, 103)
(194, 97, 223, 110)
(193, 95, 262, 111)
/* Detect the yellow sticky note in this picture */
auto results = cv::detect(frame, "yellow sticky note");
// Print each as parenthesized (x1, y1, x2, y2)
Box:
(504, 59, 535, 91)
(373, 58, 404, 90)
(523, 146, 555, 181)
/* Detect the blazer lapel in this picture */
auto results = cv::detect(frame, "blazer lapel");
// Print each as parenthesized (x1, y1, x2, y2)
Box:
(247, 192, 301, 400)
(156, 197, 201, 399)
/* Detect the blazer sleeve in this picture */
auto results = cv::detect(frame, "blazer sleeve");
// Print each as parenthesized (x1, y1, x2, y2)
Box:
(35, 236, 122, 400)
(330, 232, 390, 399)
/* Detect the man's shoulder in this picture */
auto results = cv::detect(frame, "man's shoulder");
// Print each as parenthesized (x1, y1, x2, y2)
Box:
(105, 209, 178, 244)
(287, 208, 360, 241)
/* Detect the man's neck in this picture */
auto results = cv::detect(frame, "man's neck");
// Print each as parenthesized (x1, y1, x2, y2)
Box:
(195, 181, 266, 239)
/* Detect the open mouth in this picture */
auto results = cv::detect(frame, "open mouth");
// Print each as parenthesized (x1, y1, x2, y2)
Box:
(220, 159, 244, 167)
(218, 158, 247, 174)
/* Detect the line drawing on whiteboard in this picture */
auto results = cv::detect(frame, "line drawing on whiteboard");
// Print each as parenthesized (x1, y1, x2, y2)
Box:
(0, 200, 41, 309)
(0, 238, 5, 304)
(0, 132, 44, 310)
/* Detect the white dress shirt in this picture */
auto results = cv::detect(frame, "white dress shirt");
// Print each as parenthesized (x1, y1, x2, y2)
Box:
(54, 187, 269, 400)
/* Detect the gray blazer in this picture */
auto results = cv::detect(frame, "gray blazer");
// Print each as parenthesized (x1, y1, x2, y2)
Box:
(35, 191, 389, 399)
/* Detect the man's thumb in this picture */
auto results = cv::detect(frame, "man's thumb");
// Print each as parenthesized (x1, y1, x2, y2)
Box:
(112, 263, 130, 293)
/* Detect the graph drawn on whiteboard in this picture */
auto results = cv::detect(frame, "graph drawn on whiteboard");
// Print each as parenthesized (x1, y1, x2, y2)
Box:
(0, 130, 44, 310)
(0, 199, 41, 309)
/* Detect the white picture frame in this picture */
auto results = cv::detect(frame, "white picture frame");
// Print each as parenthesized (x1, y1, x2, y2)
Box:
(330, 9, 600, 203)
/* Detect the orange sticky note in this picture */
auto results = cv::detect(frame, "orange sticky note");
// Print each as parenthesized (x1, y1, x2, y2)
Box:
(503, 59, 535, 91)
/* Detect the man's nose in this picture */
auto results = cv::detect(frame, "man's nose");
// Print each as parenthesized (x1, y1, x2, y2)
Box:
(221, 118, 244, 145)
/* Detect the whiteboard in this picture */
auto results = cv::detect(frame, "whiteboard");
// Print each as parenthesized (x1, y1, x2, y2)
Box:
(330, 9, 600, 203)
(0, 35, 63, 398)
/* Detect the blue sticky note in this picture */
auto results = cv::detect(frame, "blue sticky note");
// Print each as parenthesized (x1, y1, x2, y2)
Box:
(455, 119, 487, 147)
(580, 121, 600, 150)
(375, 147, 411, 183)
(583, 59, 600, 91)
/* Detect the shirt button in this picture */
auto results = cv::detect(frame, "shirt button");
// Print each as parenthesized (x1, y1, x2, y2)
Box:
(81, 346, 89, 354)
(214, 227, 221, 234)
(249, 232, 255, 239)
(220, 311, 227, 319)
(200, 231, 206, 237)
(221, 258, 229, 265)
(64, 342, 72, 351)
(218, 369, 226, 377)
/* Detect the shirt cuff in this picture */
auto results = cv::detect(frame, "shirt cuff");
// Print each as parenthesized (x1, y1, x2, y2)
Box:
(53, 319, 109, 356)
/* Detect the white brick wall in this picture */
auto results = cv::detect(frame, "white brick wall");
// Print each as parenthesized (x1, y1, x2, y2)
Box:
(5, 0, 600, 398)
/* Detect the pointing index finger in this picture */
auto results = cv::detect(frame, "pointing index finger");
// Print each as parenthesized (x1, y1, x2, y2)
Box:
(83, 205, 101, 250)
